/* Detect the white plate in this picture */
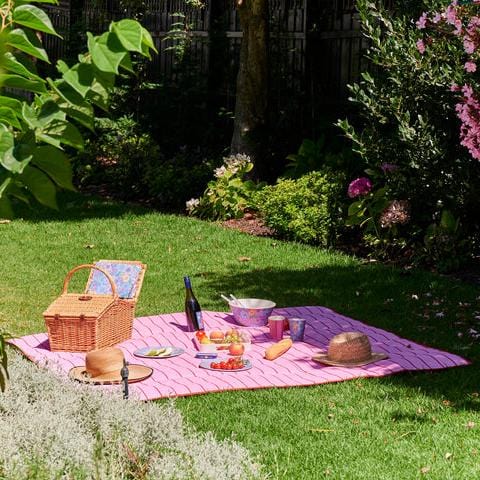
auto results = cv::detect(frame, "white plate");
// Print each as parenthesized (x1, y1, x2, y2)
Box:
(199, 359, 252, 372)
(133, 346, 184, 359)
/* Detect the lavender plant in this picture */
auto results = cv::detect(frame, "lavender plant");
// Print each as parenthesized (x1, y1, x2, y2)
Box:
(0, 352, 264, 480)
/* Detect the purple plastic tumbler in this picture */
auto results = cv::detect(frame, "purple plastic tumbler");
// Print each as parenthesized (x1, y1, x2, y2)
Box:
(288, 317, 306, 342)
(268, 315, 286, 341)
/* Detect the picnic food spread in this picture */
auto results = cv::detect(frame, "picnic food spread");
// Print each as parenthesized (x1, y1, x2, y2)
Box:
(44, 262, 391, 389)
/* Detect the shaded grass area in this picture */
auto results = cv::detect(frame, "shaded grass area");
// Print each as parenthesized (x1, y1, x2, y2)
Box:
(1, 193, 480, 479)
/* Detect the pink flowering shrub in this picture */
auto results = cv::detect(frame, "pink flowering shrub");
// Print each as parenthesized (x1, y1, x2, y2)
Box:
(337, 0, 480, 266)
(416, 1, 480, 161)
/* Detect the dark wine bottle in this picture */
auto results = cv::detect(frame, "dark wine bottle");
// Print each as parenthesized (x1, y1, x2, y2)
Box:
(184, 276, 204, 331)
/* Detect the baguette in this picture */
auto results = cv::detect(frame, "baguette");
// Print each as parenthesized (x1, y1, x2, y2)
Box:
(265, 338, 293, 360)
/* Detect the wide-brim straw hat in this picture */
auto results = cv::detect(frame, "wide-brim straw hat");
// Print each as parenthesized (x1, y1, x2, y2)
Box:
(312, 331, 388, 367)
(69, 347, 152, 385)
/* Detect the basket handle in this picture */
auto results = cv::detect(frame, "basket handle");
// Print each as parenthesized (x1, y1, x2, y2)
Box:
(62, 264, 118, 299)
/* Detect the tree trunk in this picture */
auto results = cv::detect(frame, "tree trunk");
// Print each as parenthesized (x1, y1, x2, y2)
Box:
(231, 0, 269, 175)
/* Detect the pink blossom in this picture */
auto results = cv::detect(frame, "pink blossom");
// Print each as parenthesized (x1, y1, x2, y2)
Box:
(445, 4, 458, 25)
(455, 84, 480, 160)
(450, 83, 460, 92)
(416, 39, 426, 54)
(453, 19, 463, 36)
(432, 13, 442, 24)
(465, 61, 477, 72)
(416, 12, 428, 29)
(464, 38, 476, 54)
(347, 177, 373, 198)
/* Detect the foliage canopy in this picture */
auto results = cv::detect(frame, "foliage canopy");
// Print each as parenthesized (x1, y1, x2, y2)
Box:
(0, 0, 156, 218)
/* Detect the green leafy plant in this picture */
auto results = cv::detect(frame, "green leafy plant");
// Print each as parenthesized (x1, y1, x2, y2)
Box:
(255, 170, 345, 246)
(0, 0, 157, 218)
(285, 131, 359, 179)
(0, 330, 10, 392)
(74, 115, 161, 197)
(336, 0, 480, 265)
(143, 147, 214, 210)
(187, 153, 264, 220)
(422, 210, 468, 272)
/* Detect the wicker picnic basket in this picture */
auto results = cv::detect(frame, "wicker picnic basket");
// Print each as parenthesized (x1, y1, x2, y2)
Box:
(44, 264, 139, 352)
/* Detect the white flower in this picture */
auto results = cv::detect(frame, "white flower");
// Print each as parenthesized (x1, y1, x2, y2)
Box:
(185, 198, 200, 213)
(223, 153, 251, 175)
(214, 166, 227, 178)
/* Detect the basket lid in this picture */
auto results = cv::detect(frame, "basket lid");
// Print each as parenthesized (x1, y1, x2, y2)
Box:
(43, 293, 115, 318)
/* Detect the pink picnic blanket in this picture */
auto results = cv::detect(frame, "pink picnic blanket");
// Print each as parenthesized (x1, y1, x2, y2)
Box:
(11, 307, 469, 401)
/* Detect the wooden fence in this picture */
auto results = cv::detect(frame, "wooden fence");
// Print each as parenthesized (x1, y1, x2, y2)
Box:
(44, 0, 371, 132)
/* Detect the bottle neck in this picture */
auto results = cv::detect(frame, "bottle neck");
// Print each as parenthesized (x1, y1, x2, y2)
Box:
(184, 276, 192, 290)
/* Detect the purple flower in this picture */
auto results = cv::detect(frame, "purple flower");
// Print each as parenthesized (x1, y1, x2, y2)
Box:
(465, 61, 477, 73)
(416, 12, 428, 30)
(416, 39, 426, 54)
(347, 177, 373, 198)
(432, 13, 442, 24)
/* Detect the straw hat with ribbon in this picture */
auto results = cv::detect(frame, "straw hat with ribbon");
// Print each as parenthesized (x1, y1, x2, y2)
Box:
(312, 332, 388, 367)
(69, 347, 152, 385)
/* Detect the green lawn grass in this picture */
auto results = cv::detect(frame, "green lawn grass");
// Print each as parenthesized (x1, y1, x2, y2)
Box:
(1, 194, 480, 479)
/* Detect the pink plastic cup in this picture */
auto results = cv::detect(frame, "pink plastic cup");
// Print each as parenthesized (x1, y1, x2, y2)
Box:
(268, 315, 286, 341)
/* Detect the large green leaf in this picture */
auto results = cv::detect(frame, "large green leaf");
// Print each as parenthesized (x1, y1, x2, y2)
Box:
(112, 19, 143, 53)
(37, 100, 66, 127)
(39, 119, 84, 150)
(47, 79, 94, 130)
(86, 79, 109, 111)
(32, 146, 74, 190)
(20, 165, 57, 208)
(6, 28, 49, 63)
(0, 74, 46, 93)
(1, 145, 32, 174)
(63, 63, 94, 98)
(0, 128, 14, 156)
(141, 27, 157, 53)
(3, 52, 43, 81)
(60, 102, 94, 131)
(0, 107, 21, 129)
(0, 96, 23, 116)
(0, 177, 12, 198)
(21, 103, 39, 129)
(92, 67, 116, 90)
(119, 53, 134, 73)
(7, 182, 30, 204)
(13, 4, 60, 37)
(90, 32, 127, 74)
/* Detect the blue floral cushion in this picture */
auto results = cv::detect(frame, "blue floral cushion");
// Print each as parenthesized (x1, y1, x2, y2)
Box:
(87, 261, 142, 299)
